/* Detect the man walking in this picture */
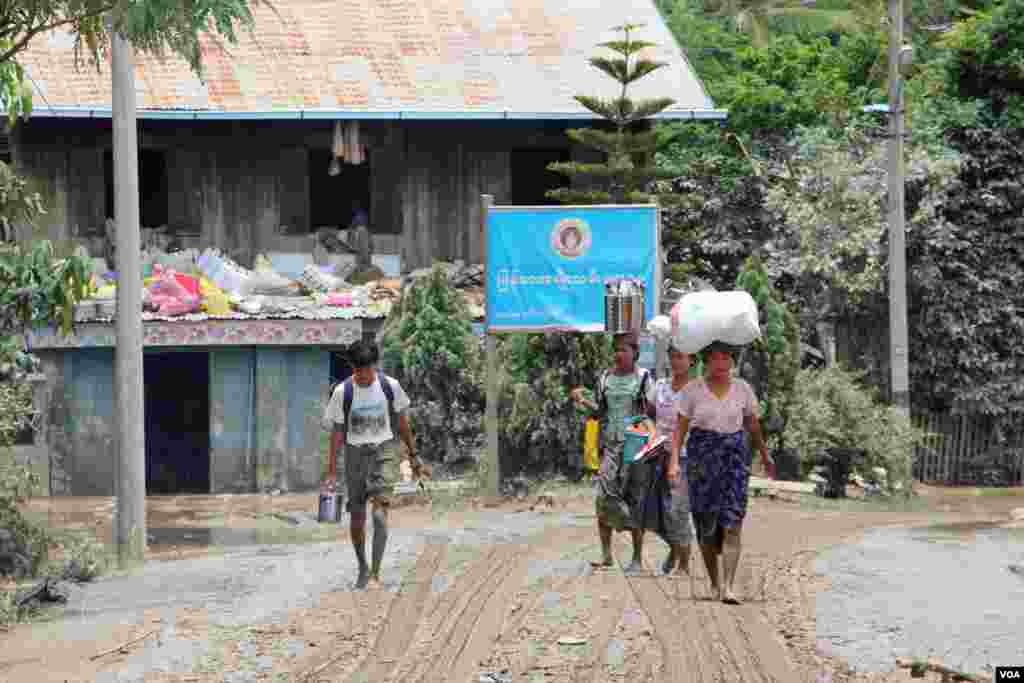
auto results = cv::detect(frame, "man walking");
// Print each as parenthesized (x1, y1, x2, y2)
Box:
(326, 340, 421, 589)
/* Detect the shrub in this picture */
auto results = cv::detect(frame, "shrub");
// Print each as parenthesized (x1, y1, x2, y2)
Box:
(499, 333, 613, 477)
(380, 266, 485, 464)
(784, 365, 925, 494)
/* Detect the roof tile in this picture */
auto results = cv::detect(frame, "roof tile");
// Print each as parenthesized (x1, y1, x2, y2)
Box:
(20, 0, 715, 114)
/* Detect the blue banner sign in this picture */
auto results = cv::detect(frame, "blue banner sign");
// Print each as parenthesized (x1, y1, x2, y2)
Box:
(486, 205, 659, 332)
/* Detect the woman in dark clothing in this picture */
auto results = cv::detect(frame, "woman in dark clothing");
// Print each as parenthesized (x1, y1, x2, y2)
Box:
(572, 333, 652, 573)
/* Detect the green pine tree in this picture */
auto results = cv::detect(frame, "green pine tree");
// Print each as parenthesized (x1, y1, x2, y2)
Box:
(546, 23, 677, 205)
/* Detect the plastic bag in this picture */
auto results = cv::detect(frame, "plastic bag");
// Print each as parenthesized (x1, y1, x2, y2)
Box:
(669, 290, 760, 354)
(243, 269, 297, 296)
(147, 266, 200, 316)
(583, 419, 600, 473)
(646, 314, 672, 342)
(199, 276, 232, 316)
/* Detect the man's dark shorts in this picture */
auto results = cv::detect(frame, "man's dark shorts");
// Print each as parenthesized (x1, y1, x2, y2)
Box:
(344, 438, 401, 513)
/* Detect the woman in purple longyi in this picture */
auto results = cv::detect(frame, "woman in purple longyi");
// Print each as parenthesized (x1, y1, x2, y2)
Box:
(670, 342, 774, 604)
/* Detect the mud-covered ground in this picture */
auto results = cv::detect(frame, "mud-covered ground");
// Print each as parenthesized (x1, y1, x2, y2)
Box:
(2, 481, 1022, 682)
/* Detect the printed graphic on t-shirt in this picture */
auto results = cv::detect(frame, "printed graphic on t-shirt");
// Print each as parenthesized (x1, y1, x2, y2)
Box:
(349, 400, 389, 439)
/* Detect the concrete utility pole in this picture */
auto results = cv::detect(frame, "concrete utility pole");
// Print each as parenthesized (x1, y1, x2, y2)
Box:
(111, 24, 147, 566)
(887, 0, 911, 417)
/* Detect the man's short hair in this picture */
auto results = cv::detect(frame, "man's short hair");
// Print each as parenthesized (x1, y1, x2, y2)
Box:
(348, 340, 380, 369)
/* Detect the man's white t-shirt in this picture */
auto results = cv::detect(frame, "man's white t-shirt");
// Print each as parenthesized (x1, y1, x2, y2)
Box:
(326, 375, 411, 446)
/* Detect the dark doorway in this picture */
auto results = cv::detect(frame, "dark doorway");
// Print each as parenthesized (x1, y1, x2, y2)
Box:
(510, 149, 571, 205)
(105, 148, 169, 228)
(144, 352, 210, 494)
(309, 149, 371, 230)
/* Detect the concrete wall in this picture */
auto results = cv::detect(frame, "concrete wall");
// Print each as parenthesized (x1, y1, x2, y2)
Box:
(38, 346, 332, 495)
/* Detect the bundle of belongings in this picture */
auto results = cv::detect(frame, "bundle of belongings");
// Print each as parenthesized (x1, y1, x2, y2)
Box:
(647, 290, 761, 354)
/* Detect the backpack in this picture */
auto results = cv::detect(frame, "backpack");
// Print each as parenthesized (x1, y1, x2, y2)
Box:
(597, 367, 652, 415)
(335, 374, 397, 432)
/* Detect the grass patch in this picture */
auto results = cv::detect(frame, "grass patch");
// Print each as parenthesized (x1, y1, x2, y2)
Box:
(193, 624, 251, 674)
(797, 492, 934, 514)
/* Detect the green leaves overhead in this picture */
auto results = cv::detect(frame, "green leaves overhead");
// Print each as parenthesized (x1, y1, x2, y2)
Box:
(0, 0, 261, 123)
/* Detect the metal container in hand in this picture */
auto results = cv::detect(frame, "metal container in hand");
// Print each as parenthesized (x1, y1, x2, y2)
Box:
(317, 492, 343, 523)
(604, 279, 646, 333)
(317, 479, 343, 523)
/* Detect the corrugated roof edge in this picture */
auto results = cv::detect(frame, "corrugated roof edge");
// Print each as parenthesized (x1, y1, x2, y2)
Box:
(26, 106, 729, 121)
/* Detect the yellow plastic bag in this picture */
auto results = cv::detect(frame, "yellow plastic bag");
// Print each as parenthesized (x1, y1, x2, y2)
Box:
(200, 276, 233, 316)
(583, 418, 600, 473)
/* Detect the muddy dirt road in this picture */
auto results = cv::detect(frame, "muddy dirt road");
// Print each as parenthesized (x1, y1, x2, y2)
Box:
(3, 484, 1023, 682)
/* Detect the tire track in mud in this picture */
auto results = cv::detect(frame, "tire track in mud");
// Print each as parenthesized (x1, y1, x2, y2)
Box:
(344, 542, 448, 683)
(637, 558, 799, 683)
(421, 525, 600, 683)
(449, 528, 598, 683)
(384, 545, 510, 682)
(487, 533, 627, 682)
(569, 565, 630, 683)
(625, 571, 694, 680)
(405, 545, 521, 683)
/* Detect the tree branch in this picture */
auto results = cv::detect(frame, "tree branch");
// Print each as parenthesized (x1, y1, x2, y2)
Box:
(0, 3, 116, 67)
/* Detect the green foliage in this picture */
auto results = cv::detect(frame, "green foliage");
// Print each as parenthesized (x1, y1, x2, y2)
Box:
(0, 56, 32, 125)
(499, 333, 613, 475)
(380, 266, 484, 463)
(547, 23, 677, 205)
(0, 0, 260, 123)
(715, 36, 882, 134)
(735, 256, 801, 445)
(784, 365, 923, 493)
(763, 124, 958, 327)
(0, 162, 46, 242)
(905, 127, 1024, 415)
(0, 240, 93, 337)
(706, 0, 860, 46)
(0, 449, 51, 574)
(938, 0, 1024, 125)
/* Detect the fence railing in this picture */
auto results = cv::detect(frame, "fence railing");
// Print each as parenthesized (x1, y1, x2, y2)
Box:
(912, 410, 1024, 485)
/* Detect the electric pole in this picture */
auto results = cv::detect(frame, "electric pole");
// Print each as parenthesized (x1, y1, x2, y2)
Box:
(111, 22, 147, 566)
(888, 0, 911, 417)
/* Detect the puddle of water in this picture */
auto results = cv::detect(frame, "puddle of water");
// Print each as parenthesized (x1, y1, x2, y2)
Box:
(817, 523, 1024, 676)
(147, 527, 260, 548)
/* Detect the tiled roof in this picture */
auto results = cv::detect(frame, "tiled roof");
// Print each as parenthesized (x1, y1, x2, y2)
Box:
(20, 0, 717, 117)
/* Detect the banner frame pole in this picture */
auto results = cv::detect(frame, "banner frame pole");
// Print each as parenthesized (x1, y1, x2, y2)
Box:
(481, 194, 500, 497)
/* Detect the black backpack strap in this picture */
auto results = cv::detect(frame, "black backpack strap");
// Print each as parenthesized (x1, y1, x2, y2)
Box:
(342, 378, 354, 431)
(379, 374, 395, 407)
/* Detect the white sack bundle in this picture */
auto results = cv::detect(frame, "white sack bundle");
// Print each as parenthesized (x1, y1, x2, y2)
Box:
(669, 290, 760, 354)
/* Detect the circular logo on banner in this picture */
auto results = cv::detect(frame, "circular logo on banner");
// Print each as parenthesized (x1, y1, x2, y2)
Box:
(551, 218, 591, 260)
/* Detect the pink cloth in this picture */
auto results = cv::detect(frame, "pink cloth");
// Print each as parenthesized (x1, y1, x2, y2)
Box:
(676, 378, 759, 434)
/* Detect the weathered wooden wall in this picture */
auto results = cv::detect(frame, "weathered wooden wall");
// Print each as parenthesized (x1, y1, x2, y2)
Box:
(12, 119, 574, 271)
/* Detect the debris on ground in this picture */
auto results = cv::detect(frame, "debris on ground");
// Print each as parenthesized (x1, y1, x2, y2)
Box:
(15, 576, 70, 609)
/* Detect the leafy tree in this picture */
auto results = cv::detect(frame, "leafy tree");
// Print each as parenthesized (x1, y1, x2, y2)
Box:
(761, 124, 956, 362)
(938, 0, 1024, 124)
(735, 256, 801, 447)
(546, 22, 677, 204)
(0, 0, 259, 123)
(905, 127, 1024, 416)
(658, 173, 783, 286)
(707, 0, 859, 46)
